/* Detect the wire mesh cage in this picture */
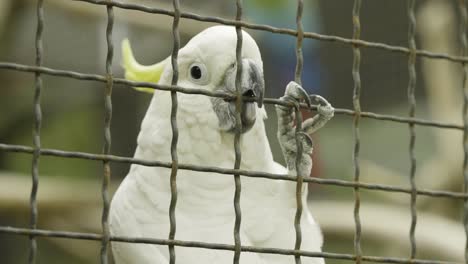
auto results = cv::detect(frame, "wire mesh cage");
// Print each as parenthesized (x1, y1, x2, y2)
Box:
(0, 0, 467, 264)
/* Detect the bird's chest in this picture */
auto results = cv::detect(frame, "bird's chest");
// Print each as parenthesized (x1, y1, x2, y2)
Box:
(131, 108, 280, 240)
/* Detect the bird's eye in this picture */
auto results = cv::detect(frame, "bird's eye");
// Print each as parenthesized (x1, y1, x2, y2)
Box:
(191, 66, 202, 79)
(188, 63, 209, 84)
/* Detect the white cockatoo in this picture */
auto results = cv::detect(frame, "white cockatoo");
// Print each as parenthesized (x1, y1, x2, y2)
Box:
(109, 25, 334, 264)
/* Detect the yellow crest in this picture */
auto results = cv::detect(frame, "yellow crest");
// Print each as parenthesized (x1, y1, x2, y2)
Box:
(121, 39, 167, 94)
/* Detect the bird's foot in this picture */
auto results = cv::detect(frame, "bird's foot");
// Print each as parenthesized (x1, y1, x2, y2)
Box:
(276, 81, 334, 176)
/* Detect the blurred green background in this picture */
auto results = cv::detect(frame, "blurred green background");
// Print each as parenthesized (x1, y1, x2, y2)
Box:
(0, 0, 465, 263)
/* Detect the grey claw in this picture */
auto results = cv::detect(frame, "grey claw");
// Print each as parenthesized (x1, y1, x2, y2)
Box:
(318, 104, 334, 120)
(285, 81, 312, 109)
(277, 81, 334, 176)
(310, 94, 334, 119)
(310, 94, 330, 107)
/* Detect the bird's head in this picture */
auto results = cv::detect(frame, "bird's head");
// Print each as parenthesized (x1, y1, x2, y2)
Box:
(122, 26, 265, 134)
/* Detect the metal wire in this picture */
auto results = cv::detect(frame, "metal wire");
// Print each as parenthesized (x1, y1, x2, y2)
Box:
(0, 62, 462, 130)
(100, 1, 114, 263)
(460, 1, 468, 263)
(407, 0, 418, 259)
(233, 1, 243, 263)
(351, 1, 363, 263)
(1, 142, 467, 199)
(28, 0, 44, 263)
(168, 0, 180, 263)
(293, 1, 305, 264)
(69, 0, 468, 63)
(0, 226, 461, 264)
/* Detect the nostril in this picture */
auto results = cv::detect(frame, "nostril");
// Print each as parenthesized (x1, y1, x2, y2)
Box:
(242, 89, 256, 98)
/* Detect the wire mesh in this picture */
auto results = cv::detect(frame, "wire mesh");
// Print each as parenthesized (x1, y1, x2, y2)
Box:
(0, 0, 467, 264)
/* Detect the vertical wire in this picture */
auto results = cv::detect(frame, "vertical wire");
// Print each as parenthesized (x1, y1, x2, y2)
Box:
(459, 0, 468, 262)
(293, 0, 304, 263)
(100, 1, 114, 263)
(294, 0, 304, 86)
(407, 0, 418, 259)
(168, 0, 180, 263)
(233, 0, 243, 263)
(351, 0, 363, 263)
(29, 0, 44, 263)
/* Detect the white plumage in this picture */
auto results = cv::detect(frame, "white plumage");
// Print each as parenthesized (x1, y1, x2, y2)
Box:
(109, 26, 324, 264)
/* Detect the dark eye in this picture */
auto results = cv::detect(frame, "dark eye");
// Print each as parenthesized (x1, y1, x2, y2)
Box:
(190, 65, 202, 79)
(188, 63, 209, 84)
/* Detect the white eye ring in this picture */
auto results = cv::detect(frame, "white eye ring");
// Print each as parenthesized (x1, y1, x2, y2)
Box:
(188, 63, 209, 84)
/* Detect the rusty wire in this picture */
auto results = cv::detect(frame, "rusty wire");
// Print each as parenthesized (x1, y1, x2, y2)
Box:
(233, 1, 243, 264)
(351, 0, 363, 263)
(1, 1, 468, 264)
(167, 0, 180, 263)
(0, 62, 463, 130)
(407, 0, 418, 259)
(1, 142, 466, 199)
(69, 0, 468, 63)
(293, 1, 305, 264)
(28, 0, 44, 263)
(100, 2, 114, 264)
(0, 226, 460, 264)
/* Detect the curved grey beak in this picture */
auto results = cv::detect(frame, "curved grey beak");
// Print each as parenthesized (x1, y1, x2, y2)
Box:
(223, 59, 264, 101)
(226, 59, 264, 132)
(211, 59, 265, 133)
(239, 59, 264, 108)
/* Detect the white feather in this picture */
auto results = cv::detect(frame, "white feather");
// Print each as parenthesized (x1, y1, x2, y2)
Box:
(110, 26, 324, 264)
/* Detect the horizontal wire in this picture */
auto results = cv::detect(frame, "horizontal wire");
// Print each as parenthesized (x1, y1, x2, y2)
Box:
(0, 142, 466, 199)
(0, 62, 462, 130)
(68, 0, 468, 63)
(0, 226, 459, 264)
